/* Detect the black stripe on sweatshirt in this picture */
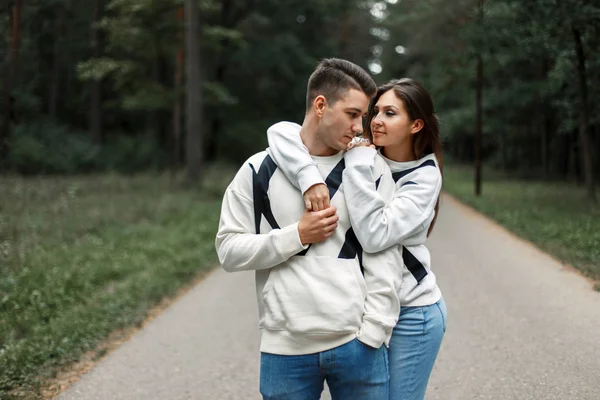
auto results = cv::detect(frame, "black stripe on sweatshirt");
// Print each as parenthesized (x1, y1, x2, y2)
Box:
(249, 155, 280, 233)
(325, 158, 346, 200)
(402, 247, 428, 283)
(392, 159, 436, 183)
(338, 228, 364, 275)
(401, 181, 417, 187)
(298, 158, 346, 257)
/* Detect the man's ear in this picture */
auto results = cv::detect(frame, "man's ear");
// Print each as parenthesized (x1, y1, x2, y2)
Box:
(411, 119, 424, 134)
(313, 95, 327, 118)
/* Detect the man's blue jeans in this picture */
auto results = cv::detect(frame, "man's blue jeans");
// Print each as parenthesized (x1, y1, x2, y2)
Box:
(260, 338, 389, 400)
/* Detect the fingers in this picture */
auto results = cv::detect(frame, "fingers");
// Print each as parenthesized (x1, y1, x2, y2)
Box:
(323, 222, 338, 233)
(305, 199, 312, 211)
(313, 199, 325, 212)
(322, 213, 339, 226)
(318, 206, 337, 218)
(316, 198, 330, 211)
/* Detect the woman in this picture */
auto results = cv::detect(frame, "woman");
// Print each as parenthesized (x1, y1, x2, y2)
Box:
(267, 78, 446, 400)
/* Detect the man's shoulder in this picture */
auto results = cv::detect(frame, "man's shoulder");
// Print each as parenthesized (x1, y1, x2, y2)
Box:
(244, 150, 271, 170)
(227, 151, 270, 193)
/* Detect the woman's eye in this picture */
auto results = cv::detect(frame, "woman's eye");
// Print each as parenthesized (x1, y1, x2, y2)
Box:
(385, 111, 395, 116)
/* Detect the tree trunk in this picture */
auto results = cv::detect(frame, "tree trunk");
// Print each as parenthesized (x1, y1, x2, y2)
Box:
(185, 0, 204, 183)
(0, 0, 24, 163)
(90, 0, 103, 143)
(474, 0, 484, 196)
(172, 5, 184, 168)
(572, 26, 595, 201)
(49, 5, 67, 118)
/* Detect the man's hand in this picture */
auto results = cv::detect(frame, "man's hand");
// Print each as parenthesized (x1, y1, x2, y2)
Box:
(298, 206, 339, 245)
(304, 183, 330, 211)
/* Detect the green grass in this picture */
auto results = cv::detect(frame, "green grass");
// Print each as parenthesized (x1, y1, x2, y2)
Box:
(0, 165, 235, 399)
(443, 165, 600, 290)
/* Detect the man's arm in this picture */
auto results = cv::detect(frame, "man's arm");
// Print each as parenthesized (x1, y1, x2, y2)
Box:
(216, 167, 340, 272)
(343, 147, 442, 253)
(267, 122, 329, 210)
(216, 186, 307, 272)
(355, 165, 402, 348)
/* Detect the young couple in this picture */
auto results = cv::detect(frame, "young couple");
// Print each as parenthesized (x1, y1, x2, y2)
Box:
(215, 58, 446, 400)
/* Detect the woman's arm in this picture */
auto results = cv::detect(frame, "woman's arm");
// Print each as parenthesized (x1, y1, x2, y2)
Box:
(267, 121, 325, 194)
(343, 147, 442, 253)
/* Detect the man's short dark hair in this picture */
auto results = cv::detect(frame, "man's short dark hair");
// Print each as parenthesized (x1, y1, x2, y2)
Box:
(306, 58, 376, 110)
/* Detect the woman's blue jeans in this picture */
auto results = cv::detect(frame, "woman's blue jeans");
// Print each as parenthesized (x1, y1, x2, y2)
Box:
(388, 297, 447, 400)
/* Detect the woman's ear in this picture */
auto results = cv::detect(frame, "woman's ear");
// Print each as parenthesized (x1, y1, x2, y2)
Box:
(411, 119, 424, 134)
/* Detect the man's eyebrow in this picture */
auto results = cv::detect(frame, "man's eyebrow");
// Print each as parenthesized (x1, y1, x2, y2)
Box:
(345, 107, 363, 113)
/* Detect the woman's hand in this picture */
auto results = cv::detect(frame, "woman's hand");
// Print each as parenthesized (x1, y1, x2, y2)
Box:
(347, 137, 375, 151)
(303, 183, 330, 211)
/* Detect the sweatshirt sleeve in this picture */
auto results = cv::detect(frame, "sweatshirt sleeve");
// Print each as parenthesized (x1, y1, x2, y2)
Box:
(215, 166, 308, 272)
(355, 158, 401, 349)
(267, 121, 325, 194)
(343, 147, 442, 253)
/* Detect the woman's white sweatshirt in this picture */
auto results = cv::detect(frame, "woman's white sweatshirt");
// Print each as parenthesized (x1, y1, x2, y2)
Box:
(267, 122, 442, 307)
(215, 122, 402, 356)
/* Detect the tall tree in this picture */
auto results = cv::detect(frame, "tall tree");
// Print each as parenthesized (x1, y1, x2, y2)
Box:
(185, 0, 203, 182)
(474, 0, 484, 196)
(90, 0, 103, 142)
(571, 24, 595, 201)
(172, 4, 184, 167)
(48, 2, 67, 118)
(0, 0, 24, 163)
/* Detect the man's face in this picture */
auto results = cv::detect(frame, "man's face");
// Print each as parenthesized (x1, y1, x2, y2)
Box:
(318, 89, 370, 152)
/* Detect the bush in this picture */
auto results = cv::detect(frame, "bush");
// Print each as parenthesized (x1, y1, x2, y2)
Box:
(99, 134, 166, 173)
(8, 120, 100, 174)
(6, 121, 167, 174)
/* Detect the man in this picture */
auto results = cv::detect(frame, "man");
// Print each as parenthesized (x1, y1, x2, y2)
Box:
(215, 58, 401, 399)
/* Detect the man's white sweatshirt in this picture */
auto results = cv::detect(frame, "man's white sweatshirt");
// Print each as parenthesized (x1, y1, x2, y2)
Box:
(215, 122, 402, 356)
(267, 122, 442, 307)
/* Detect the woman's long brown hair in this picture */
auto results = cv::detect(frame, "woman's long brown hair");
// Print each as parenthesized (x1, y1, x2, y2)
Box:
(363, 78, 443, 236)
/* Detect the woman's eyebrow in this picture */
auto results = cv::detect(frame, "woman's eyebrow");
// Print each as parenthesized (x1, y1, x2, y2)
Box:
(376, 104, 399, 111)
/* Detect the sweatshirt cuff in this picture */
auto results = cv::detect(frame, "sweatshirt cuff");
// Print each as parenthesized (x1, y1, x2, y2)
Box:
(297, 165, 325, 195)
(275, 222, 308, 259)
(344, 147, 377, 168)
(356, 318, 390, 349)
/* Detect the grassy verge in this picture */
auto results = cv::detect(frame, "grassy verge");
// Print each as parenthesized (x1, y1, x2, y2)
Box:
(0, 165, 235, 399)
(443, 165, 600, 290)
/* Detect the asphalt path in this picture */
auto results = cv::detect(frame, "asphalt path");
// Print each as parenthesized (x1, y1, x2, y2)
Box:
(58, 194, 600, 400)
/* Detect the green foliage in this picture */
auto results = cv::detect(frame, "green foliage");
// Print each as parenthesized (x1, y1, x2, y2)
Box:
(7, 121, 166, 174)
(99, 134, 166, 173)
(444, 164, 600, 285)
(8, 120, 100, 174)
(0, 170, 235, 398)
(380, 0, 600, 179)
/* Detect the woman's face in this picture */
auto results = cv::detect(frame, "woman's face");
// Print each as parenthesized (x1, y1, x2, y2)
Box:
(370, 89, 419, 148)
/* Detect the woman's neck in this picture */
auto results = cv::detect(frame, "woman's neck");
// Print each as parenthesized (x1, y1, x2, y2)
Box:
(382, 143, 417, 163)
